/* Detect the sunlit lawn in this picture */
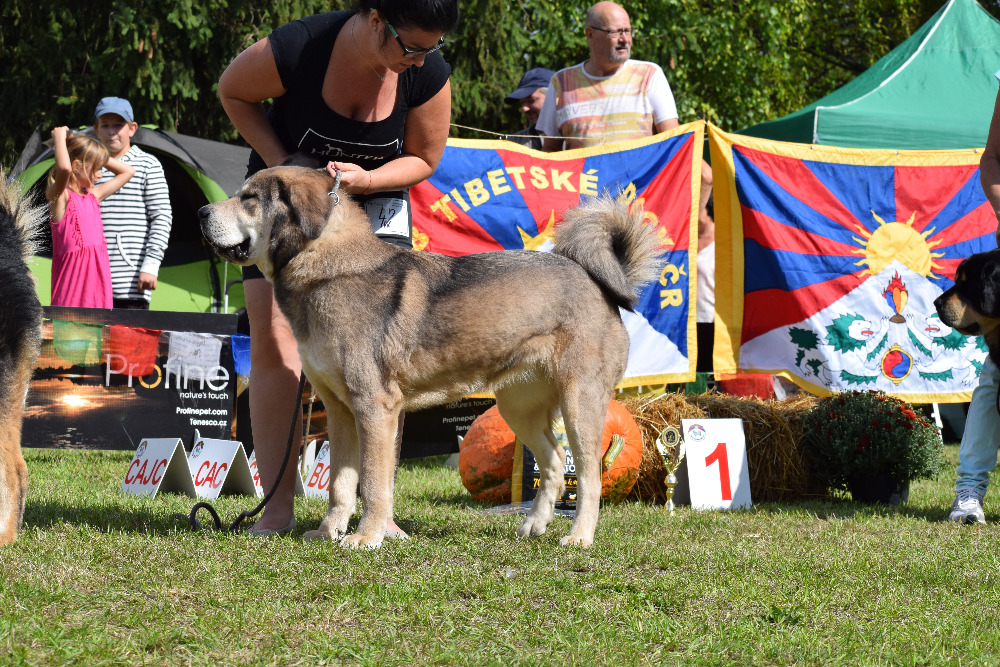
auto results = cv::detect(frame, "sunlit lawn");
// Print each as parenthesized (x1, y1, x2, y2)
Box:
(2, 444, 998, 666)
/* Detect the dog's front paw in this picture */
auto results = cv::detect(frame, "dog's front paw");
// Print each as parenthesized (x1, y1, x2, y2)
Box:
(558, 534, 593, 548)
(516, 515, 549, 539)
(340, 532, 384, 549)
(303, 525, 342, 541)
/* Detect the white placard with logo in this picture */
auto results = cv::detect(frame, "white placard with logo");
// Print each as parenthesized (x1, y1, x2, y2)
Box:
(247, 448, 308, 498)
(681, 418, 752, 510)
(249, 449, 263, 497)
(188, 437, 256, 500)
(300, 438, 318, 478)
(303, 441, 331, 500)
(122, 438, 196, 498)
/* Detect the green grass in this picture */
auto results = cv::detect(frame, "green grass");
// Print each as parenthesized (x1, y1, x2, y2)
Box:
(3, 444, 1000, 666)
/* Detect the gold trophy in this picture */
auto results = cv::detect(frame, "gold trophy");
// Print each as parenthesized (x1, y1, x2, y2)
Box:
(655, 425, 685, 515)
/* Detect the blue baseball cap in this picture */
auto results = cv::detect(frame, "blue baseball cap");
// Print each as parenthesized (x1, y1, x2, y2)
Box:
(94, 97, 134, 123)
(505, 68, 555, 104)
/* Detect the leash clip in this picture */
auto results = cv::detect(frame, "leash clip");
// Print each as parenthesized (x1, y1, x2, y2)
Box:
(327, 167, 343, 206)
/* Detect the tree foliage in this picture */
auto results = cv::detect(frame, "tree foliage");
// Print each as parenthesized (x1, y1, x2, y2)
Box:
(0, 0, 991, 163)
(0, 0, 346, 162)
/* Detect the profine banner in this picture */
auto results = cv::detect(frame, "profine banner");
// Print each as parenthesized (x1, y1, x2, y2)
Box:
(23, 307, 241, 450)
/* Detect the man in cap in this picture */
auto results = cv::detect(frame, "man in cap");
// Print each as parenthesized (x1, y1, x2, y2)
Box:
(504, 67, 556, 151)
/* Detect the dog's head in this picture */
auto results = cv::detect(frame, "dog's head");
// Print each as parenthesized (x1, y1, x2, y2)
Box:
(934, 248, 1000, 338)
(199, 165, 342, 278)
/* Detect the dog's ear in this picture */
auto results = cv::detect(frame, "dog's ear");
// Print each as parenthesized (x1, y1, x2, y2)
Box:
(267, 175, 333, 273)
(980, 259, 1000, 316)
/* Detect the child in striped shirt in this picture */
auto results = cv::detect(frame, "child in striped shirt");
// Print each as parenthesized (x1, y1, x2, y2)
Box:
(93, 97, 173, 309)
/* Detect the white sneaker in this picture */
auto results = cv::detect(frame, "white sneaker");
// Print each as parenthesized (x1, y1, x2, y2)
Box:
(949, 488, 986, 524)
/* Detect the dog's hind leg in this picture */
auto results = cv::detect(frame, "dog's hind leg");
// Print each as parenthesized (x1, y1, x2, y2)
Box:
(557, 382, 611, 547)
(495, 384, 563, 539)
(341, 396, 401, 549)
(304, 392, 359, 542)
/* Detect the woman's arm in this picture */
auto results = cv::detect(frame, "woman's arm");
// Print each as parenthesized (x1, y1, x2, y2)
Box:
(218, 37, 290, 168)
(91, 157, 135, 202)
(328, 80, 452, 194)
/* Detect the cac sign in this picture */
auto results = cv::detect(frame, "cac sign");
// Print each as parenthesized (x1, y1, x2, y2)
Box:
(121, 438, 195, 498)
(188, 438, 256, 500)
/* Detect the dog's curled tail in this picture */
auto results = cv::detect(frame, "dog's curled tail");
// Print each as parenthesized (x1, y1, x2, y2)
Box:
(0, 168, 45, 389)
(554, 194, 665, 311)
(0, 169, 46, 264)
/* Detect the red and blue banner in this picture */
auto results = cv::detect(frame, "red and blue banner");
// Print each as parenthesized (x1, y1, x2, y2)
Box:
(411, 122, 704, 386)
(709, 124, 994, 402)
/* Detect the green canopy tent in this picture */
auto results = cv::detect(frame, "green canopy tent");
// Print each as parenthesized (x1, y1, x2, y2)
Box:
(739, 0, 1000, 150)
(13, 126, 251, 313)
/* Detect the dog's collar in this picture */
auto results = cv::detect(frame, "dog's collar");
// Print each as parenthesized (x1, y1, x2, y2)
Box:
(328, 168, 343, 206)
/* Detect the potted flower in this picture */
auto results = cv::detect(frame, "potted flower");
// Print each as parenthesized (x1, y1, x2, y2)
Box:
(801, 390, 944, 504)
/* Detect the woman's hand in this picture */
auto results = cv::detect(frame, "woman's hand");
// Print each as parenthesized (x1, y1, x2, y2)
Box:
(326, 161, 374, 195)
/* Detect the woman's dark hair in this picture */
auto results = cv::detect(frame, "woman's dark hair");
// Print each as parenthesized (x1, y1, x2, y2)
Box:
(355, 0, 460, 34)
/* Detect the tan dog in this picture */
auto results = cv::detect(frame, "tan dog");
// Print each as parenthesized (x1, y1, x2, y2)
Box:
(935, 248, 1000, 365)
(0, 171, 45, 546)
(200, 166, 663, 548)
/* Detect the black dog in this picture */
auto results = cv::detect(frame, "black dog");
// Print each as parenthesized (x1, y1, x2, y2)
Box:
(934, 248, 1000, 366)
(0, 171, 45, 546)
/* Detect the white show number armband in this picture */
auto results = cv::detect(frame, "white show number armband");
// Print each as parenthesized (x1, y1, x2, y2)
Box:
(364, 197, 409, 238)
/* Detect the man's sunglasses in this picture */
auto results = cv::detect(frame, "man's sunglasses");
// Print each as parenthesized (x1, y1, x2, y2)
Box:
(385, 20, 445, 57)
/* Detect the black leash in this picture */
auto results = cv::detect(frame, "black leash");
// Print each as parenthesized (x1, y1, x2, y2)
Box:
(184, 372, 306, 533)
(183, 168, 341, 533)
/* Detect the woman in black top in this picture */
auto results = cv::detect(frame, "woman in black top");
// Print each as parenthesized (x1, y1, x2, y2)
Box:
(218, 0, 459, 536)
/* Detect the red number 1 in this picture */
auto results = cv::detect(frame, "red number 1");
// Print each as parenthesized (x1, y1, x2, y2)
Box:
(705, 442, 732, 501)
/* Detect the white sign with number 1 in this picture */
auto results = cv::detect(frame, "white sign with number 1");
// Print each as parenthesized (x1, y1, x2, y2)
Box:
(681, 418, 752, 510)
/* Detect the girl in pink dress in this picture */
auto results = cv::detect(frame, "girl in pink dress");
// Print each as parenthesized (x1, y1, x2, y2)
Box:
(45, 127, 134, 308)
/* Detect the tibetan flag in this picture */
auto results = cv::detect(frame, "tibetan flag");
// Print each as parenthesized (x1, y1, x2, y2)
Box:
(708, 124, 994, 402)
(411, 122, 704, 385)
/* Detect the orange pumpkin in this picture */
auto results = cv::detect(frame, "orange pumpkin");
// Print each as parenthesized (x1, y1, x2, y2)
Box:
(458, 406, 517, 505)
(599, 399, 644, 502)
(458, 400, 643, 505)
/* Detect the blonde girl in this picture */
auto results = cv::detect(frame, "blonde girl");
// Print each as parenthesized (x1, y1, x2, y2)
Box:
(45, 127, 134, 308)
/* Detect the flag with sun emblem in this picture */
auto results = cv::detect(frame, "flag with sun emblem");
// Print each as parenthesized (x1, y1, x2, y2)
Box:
(410, 122, 704, 386)
(708, 124, 993, 402)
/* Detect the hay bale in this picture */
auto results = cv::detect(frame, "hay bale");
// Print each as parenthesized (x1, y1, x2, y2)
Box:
(620, 391, 826, 503)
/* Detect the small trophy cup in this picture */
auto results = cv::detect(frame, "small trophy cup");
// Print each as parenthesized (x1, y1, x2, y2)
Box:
(655, 425, 685, 515)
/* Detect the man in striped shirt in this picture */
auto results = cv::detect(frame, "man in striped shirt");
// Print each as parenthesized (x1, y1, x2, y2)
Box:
(93, 97, 172, 309)
(536, 1, 678, 151)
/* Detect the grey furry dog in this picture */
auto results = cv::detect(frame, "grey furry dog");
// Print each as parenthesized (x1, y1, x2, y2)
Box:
(200, 165, 663, 548)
